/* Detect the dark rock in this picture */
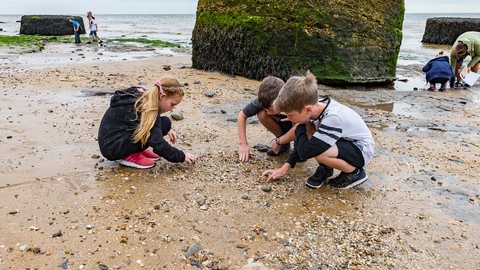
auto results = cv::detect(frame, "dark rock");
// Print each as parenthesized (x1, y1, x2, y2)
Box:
(20, 15, 86, 35)
(192, 0, 404, 84)
(261, 186, 272, 192)
(422, 17, 480, 45)
(253, 144, 269, 152)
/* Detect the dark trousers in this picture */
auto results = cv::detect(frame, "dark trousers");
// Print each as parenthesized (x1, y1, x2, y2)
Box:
(74, 31, 81, 43)
(430, 78, 448, 85)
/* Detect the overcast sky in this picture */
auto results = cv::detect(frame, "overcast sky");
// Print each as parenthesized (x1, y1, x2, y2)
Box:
(0, 0, 479, 14)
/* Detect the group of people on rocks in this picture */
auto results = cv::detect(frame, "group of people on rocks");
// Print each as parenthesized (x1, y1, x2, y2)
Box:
(98, 72, 374, 190)
(68, 11, 103, 44)
(423, 31, 480, 91)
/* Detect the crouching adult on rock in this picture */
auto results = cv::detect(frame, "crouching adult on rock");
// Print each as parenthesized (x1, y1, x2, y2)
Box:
(98, 77, 196, 169)
(450, 31, 480, 88)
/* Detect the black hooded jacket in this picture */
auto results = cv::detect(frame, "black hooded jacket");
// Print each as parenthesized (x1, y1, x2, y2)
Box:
(97, 87, 185, 162)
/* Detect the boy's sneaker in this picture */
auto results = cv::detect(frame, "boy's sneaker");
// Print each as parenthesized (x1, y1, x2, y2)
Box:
(141, 149, 160, 160)
(267, 143, 290, 156)
(305, 164, 334, 189)
(427, 85, 436, 91)
(329, 168, 368, 189)
(439, 86, 447, 92)
(99, 40, 103, 44)
(86, 41, 92, 44)
(455, 81, 470, 88)
(119, 153, 155, 169)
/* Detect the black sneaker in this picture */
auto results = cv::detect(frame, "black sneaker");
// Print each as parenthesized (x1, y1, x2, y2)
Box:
(267, 143, 290, 156)
(329, 168, 368, 189)
(86, 41, 92, 44)
(99, 40, 103, 44)
(305, 164, 333, 189)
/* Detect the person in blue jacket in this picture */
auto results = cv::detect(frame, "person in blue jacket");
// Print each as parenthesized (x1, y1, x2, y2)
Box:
(422, 51, 455, 92)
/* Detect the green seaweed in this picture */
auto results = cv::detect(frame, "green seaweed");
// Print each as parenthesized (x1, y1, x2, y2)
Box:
(193, 0, 405, 83)
(106, 38, 179, 47)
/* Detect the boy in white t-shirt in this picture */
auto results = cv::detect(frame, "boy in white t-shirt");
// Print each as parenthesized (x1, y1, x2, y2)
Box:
(262, 71, 375, 189)
(86, 14, 103, 44)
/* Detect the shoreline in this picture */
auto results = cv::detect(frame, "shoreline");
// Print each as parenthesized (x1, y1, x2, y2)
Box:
(1, 42, 480, 269)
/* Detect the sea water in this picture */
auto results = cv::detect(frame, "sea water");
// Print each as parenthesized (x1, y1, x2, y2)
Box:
(1, 13, 480, 81)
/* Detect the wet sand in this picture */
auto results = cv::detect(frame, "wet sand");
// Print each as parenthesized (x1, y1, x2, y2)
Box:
(1, 42, 480, 269)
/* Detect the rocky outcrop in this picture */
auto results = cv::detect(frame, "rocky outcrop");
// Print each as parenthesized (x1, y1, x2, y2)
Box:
(192, 0, 404, 84)
(20, 15, 86, 35)
(422, 17, 480, 45)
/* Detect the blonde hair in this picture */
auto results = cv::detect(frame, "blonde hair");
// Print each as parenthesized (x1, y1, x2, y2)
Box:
(274, 71, 318, 113)
(133, 77, 184, 146)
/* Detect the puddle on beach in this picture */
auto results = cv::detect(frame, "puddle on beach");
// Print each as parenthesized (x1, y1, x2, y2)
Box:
(394, 75, 427, 91)
(353, 101, 415, 116)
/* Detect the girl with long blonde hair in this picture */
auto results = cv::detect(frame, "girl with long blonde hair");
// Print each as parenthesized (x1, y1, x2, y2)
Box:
(98, 77, 196, 169)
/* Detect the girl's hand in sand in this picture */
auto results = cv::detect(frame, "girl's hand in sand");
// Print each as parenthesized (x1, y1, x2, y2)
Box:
(168, 129, 177, 144)
(262, 164, 290, 182)
(184, 153, 196, 164)
(238, 144, 253, 162)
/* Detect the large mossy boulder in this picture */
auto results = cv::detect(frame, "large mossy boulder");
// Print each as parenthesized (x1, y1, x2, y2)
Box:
(192, 0, 404, 84)
(422, 17, 480, 45)
(20, 15, 86, 35)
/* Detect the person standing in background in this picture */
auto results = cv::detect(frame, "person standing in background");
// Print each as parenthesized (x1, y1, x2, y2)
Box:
(68, 17, 81, 44)
(86, 13, 103, 44)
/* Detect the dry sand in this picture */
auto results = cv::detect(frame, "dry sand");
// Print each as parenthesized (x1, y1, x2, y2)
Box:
(1, 42, 479, 269)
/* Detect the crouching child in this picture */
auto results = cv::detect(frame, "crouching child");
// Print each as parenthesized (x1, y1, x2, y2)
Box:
(262, 71, 375, 189)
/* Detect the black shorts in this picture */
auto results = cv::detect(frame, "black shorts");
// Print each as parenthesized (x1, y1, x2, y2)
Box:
(336, 139, 365, 168)
(279, 119, 293, 135)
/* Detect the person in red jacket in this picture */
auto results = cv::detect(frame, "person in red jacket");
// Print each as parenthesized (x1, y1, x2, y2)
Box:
(98, 77, 195, 169)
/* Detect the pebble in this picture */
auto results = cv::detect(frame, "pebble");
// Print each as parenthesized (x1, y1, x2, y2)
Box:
(19, 245, 28, 251)
(171, 111, 184, 120)
(205, 91, 215, 98)
(261, 186, 272, 192)
(197, 199, 206, 206)
(240, 262, 268, 270)
(185, 243, 202, 257)
(52, 230, 62, 237)
(60, 260, 68, 269)
(8, 211, 17, 215)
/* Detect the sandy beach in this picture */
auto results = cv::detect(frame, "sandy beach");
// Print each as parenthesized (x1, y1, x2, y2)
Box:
(1, 42, 480, 269)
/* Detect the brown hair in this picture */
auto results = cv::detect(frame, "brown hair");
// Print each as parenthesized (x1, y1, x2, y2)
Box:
(455, 42, 468, 58)
(257, 76, 285, 109)
(133, 77, 184, 146)
(274, 71, 318, 113)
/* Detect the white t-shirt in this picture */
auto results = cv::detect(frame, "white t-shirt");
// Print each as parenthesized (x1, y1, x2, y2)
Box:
(310, 97, 375, 166)
(89, 19, 97, 31)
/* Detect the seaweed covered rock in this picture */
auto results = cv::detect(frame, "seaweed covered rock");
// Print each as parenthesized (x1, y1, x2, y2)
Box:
(20, 15, 86, 35)
(422, 17, 480, 45)
(192, 0, 404, 84)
